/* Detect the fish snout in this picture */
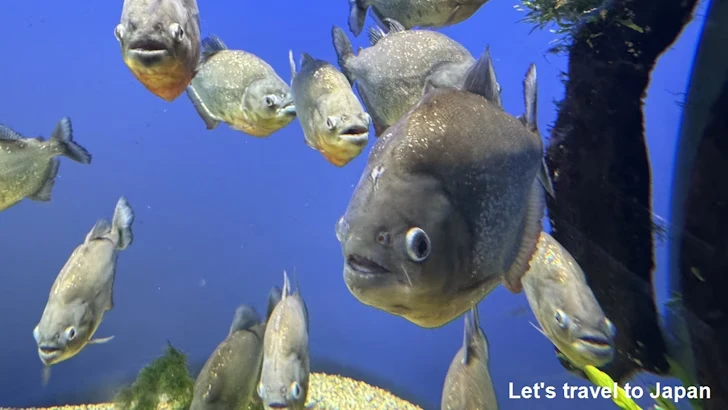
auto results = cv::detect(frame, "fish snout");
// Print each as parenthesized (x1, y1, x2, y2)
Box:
(127, 39, 171, 66)
(335, 216, 349, 243)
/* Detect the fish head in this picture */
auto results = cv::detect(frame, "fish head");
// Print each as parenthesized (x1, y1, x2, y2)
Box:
(32, 300, 95, 366)
(337, 161, 473, 327)
(115, 1, 200, 101)
(306, 94, 371, 166)
(258, 352, 309, 410)
(242, 78, 297, 136)
(540, 291, 617, 368)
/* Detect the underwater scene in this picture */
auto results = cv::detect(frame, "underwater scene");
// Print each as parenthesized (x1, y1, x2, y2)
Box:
(0, 0, 726, 409)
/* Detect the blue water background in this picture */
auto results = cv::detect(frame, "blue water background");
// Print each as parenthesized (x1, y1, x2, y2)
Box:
(0, 0, 710, 408)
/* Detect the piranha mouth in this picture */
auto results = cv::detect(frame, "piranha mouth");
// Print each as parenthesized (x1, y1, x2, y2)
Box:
(38, 345, 62, 363)
(278, 102, 297, 116)
(575, 336, 613, 355)
(266, 403, 289, 409)
(128, 40, 170, 65)
(339, 125, 369, 145)
(346, 254, 390, 275)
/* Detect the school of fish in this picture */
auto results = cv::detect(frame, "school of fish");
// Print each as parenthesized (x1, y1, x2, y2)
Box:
(0, 0, 620, 408)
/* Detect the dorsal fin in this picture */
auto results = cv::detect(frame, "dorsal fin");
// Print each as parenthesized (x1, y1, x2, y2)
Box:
(229, 305, 261, 336)
(367, 26, 386, 46)
(0, 124, 24, 141)
(266, 286, 282, 322)
(522, 64, 538, 133)
(288, 50, 297, 83)
(461, 46, 501, 105)
(201, 34, 227, 60)
(383, 18, 405, 33)
(300, 52, 315, 68)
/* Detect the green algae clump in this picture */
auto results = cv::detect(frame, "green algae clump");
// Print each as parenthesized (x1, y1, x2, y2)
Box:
(113, 342, 195, 410)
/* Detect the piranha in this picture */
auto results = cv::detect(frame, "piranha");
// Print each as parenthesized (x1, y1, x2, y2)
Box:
(288, 50, 371, 167)
(0, 117, 92, 212)
(332, 19, 476, 136)
(190, 304, 267, 410)
(33, 197, 135, 385)
(522, 232, 617, 369)
(258, 271, 310, 410)
(441, 306, 499, 410)
(348, 0, 490, 37)
(186, 35, 297, 137)
(114, 0, 201, 102)
(336, 47, 552, 328)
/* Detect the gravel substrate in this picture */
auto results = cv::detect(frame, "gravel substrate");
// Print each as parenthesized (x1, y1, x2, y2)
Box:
(0, 372, 423, 410)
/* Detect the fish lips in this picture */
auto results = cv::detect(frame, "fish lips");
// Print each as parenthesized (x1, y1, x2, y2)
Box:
(127, 39, 172, 66)
(338, 125, 369, 146)
(573, 335, 615, 365)
(344, 253, 402, 291)
(37, 345, 63, 364)
(278, 102, 297, 117)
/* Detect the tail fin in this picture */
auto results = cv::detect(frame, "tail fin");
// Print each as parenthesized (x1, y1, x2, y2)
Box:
(266, 286, 282, 322)
(111, 196, 135, 250)
(49, 117, 92, 164)
(348, 0, 368, 37)
(229, 305, 261, 336)
(332, 26, 355, 85)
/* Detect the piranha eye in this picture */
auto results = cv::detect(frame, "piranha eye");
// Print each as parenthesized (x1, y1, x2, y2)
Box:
(335, 216, 347, 243)
(264, 95, 277, 107)
(65, 326, 77, 341)
(325, 116, 336, 130)
(33, 326, 40, 343)
(605, 318, 616, 338)
(257, 382, 265, 399)
(361, 112, 371, 125)
(405, 227, 430, 262)
(554, 310, 569, 329)
(290, 381, 302, 400)
(114, 24, 125, 42)
(169, 23, 184, 42)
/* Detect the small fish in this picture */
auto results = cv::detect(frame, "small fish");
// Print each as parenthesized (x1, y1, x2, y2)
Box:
(186, 35, 296, 137)
(289, 50, 371, 167)
(190, 305, 267, 410)
(115, 0, 201, 102)
(0, 117, 92, 212)
(441, 306, 499, 410)
(522, 232, 616, 369)
(33, 197, 135, 384)
(258, 271, 310, 410)
(348, 0, 490, 37)
(332, 20, 475, 136)
(336, 48, 547, 328)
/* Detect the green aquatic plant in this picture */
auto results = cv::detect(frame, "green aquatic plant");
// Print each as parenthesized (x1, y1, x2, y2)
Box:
(113, 342, 195, 410)
(516, 0, 645, 53)
(583, 365, 642, 410)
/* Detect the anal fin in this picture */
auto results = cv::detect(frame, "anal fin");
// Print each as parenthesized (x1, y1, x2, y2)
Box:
(28, 157, 60, 202)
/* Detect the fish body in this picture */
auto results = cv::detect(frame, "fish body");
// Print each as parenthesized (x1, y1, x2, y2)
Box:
(336, 49, 546, 328)
(33, 197, 135, 379)
(186, 35, 296, 137)
(289, 51, 371, 167)
(258, 271, 310, 410)
(191, 305, 266, 410)
(115, 0, 201, 102)
(441, 307, 499, 410)
(0, 118, 92, 212)
(332, 21, 474, 136)
(348, 0, 490, 37)
(521, 232, 616, 369)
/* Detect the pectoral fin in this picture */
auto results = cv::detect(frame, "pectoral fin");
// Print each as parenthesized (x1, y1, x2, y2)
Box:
(89, 335, 115, 344)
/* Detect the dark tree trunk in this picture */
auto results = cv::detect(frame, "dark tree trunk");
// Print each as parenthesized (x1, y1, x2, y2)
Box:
(544, 0, 698, 383)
